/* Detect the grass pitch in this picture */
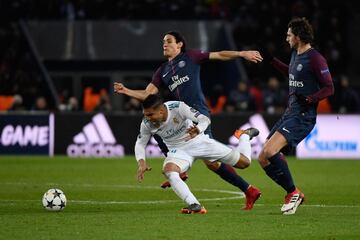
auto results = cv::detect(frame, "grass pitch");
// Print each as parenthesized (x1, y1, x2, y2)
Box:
(0, 156, 360, 240)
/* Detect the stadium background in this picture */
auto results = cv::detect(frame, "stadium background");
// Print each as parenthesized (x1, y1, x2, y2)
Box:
(1, 0, 359, 158)
(1, 2, 360, 240)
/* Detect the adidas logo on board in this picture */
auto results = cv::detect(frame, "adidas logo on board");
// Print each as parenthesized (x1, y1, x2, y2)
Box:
(66, 113, 124, 157)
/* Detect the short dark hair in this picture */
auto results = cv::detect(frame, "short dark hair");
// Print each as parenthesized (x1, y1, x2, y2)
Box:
(288, 17, 314, 44)
(142, 94, 163, 109)
(165, 31, 186, 52)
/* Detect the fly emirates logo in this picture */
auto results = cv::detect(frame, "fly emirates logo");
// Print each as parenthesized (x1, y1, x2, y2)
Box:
(169, 75, 190, 91)
(289, 74, 304, 88)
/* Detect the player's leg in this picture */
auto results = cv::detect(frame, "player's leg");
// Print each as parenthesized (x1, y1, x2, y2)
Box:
(199, 134, 261, 210)
(219, 136, 261, 210)
(162, 125, 255, 189)
(162, 158, 206, 214)
(221, 149, 261, 210)
(232, 127, 260, 168)
(201, 125, 253, 192)
(202, 127, 259, 191)
(162, 125, 215, 188)
(154, 134, 189, 188)
(258, 131, 304, 214)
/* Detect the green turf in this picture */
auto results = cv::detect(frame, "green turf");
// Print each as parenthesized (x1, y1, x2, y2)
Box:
(0, 156, 360, 240)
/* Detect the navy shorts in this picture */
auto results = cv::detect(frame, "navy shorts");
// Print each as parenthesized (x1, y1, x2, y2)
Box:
(268, 114, 316, 150)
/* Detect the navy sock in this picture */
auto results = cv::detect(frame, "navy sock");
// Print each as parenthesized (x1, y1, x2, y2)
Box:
(215, 163, 249, 192)
(264, 153, 295, 193)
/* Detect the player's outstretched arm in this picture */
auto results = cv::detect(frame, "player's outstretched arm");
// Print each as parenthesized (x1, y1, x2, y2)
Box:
(209, 50, 263, 63)
(114, 82, 159, 101)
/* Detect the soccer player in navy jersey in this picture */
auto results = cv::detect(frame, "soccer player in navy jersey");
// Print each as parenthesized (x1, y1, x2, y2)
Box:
(259, 18, 334, 215)
(114, 31, 263, 209)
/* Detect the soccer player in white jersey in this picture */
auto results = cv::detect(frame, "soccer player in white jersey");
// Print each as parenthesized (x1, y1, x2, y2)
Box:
(135, 94, 261, 214)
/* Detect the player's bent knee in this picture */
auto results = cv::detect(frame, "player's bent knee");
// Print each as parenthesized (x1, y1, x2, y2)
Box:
(218, 150, 241, 167)
(235, 156, 250, 169)
(259, 145, 276, 159)
(163, 157, 190, 173)
(203, 160, 221, 171)
(163, 162, 181, 175)
(258, 150, 266, 163)
(258, 147, 275, 166)
(258, 151, 268, 165)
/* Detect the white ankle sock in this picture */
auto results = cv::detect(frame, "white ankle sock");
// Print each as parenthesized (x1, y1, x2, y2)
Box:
(165, 171, 200, 205)
(236, 134, 251, 161)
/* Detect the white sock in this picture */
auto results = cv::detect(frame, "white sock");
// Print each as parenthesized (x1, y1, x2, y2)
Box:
(165, 172, 200, 205)
(236, 134, 251, 161)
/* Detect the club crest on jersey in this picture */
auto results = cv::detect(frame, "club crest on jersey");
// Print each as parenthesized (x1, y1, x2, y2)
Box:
(190, 108, 198, 113)
(296, 64, 303, 71)
(173, 117, 179, 124)
(178, 61, 186, 68)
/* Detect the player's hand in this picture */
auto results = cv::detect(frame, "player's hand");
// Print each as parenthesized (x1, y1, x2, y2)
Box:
(295, 93, 313, 105)
(185, 125, 200, 141)
(137, 159, 152, 183)
(114, 82, 127, 94)
(241, 50, 263, 63)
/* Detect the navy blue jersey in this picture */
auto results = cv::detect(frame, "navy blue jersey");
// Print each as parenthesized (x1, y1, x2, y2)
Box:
(272, 48, 334, 118)
(151, 49, 211, 118)
(269, 48, 334, 148)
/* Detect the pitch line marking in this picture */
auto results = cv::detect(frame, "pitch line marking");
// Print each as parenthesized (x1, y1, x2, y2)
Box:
(2, 182, 360, 208)
(0, 182, 244, 204)
(0, 200, 360, 209)
(1, 182, 244, 195)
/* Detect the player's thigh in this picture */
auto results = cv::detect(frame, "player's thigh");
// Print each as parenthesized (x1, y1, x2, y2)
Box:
(263, 131, 288, 156)
(190, 136, 232, 162)
(163, 149, 194, 173)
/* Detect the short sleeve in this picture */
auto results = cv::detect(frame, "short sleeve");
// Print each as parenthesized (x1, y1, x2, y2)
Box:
(187, 49, 210, 64)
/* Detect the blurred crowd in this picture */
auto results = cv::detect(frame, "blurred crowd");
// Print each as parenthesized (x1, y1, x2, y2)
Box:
(0, 0, 359, 113)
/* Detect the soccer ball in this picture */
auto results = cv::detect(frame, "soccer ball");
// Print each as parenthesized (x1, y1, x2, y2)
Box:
(42, 188, 67, 211)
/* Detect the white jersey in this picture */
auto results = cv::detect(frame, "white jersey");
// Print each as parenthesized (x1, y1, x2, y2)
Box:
(135, 101, 210, 161)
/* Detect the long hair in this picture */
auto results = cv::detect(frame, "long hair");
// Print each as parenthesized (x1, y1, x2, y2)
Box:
(288, 17, 314, 44)
(165, 31, 186, 52)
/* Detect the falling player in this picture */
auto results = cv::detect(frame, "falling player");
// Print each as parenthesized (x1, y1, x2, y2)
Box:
(135, 94, 261, 213)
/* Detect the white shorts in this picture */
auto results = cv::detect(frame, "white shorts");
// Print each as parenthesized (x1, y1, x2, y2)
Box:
(162, 134, 239, 173)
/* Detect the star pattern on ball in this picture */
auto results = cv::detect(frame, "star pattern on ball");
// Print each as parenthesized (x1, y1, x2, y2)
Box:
(43, 189, 67, 211)
(59, 201, 66, 209)
(46, 200, 55, 208)
(53, 190, 62, 198)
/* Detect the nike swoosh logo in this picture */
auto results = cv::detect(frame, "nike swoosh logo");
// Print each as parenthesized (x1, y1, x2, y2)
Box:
(282, 127, 290, 133)
(162, 71, 170, 78)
